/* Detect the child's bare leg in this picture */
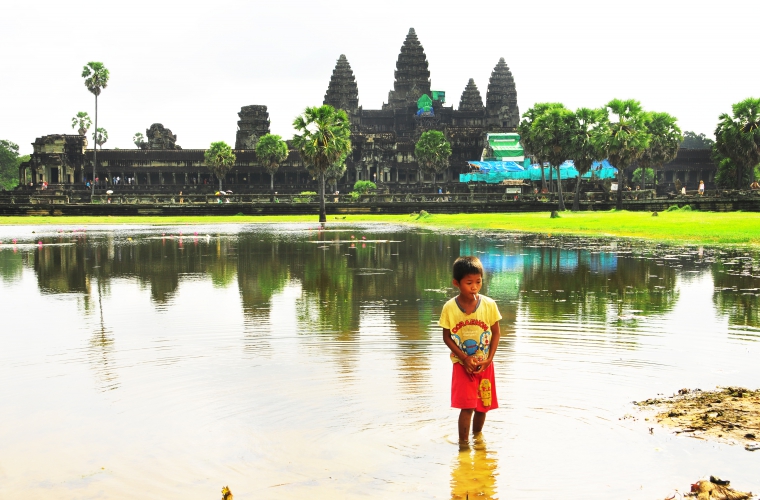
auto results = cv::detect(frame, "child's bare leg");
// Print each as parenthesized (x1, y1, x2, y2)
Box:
(472, 411, 486, 435)
(458, 409, 474, 442)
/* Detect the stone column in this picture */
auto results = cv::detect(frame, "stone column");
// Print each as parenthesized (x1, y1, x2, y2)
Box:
(172, 173, 177, 185)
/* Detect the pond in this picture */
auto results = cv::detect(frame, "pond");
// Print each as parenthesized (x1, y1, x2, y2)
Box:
(0, 223, 759, 499)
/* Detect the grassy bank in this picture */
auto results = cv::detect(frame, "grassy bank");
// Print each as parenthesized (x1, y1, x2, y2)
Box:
(1, 210, 760, 245)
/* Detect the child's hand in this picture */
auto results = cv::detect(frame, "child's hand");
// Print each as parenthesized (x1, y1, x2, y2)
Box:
(475, 359, 491, 372)
(463, 355, 480, 373)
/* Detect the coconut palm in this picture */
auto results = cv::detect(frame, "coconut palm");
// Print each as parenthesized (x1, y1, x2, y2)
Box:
(292, 105, 352, 223)
(519, 103, 564, 193)
(637, 112, 682, 191)
(92, 128, 108, 149)
(714, 98, 760, 189)
(204, 141, 236, 191)
(255, 134, 289, 193)
(567, 107, 609, 211)
(71, 112, 92, 136)
(598, 99, 651, 210)
(414, 130, 452, 193)
(81, 61, 109, 199)
(533, 106, 576, 211)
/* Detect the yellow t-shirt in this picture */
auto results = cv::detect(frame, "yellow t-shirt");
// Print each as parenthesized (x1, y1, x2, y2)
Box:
(438, 294, 502, 364)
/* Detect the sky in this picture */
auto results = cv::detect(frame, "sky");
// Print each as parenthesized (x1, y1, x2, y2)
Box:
(2, 0, 757, 155)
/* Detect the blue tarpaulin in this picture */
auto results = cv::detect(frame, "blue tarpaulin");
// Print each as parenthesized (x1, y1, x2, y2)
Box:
(460, 160, 618, 184)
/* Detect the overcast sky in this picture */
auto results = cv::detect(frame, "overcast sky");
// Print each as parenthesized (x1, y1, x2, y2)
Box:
(2, 0, 757, 155)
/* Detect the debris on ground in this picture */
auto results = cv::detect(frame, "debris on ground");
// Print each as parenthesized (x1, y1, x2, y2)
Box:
(635, 387, 760, 448)
(682, 476, 754, 499)
(221, 485, 233, 500)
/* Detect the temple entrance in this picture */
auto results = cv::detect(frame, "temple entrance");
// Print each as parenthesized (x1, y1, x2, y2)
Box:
(50, 168, 59, 184)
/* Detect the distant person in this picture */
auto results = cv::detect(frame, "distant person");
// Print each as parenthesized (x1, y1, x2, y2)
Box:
(698, 180, 705, 196)
(751, 181, 760, 190)
(681, 186, 686, 196)
(439, 256, 502, 447)
(179, 191, 183, 204)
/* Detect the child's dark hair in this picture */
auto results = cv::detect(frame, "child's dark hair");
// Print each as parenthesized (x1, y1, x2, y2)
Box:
(453, 256, 484, 281)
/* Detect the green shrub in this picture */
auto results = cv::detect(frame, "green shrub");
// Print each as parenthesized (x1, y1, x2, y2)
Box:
(349, 191, 361, 201)
(353, 180, 377, 194)
(665, 205, 680, 211)
(293, 191, 317, 203)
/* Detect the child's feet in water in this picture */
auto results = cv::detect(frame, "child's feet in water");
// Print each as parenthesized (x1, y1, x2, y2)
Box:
(458, 440, 470, 452)
(472, 432, 486, 450)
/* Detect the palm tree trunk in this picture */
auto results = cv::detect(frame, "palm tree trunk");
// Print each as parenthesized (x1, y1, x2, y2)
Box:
(218, 176, 223, 192)
(319, 172, 326, 223)
(556, 165, 565, 211)
(539, 159, 547, 192)
(270, 172, 274, 193)
(616, 167, 624, 210)
(91, 94, 97, 202)
(572, 173, 582, 211)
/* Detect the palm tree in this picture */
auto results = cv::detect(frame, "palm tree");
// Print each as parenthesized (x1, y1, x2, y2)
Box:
(414, 130, 452, 193)
(599, 99, 651, 210)
(292, 105, 352, 223)
(533, 106, 576, 211)
(568, 107, 609, 211)
(204, 141, 236, 191)
(255, 134, 289, 193)
(92, 128, 108, 149)
(71, 112, 92, 136)
(519, 103, 564, 193)
(638, 112, 682, 191)
(133, 132, 147, 149)
(81, 62, 109, 200)
(324, 153, 348, 194)
(714, 98, 760, 189)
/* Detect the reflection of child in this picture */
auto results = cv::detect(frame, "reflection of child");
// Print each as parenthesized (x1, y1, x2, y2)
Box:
(439, 256, 502, 445)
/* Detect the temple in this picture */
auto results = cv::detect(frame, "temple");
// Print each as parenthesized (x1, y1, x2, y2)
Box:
(16, 27, 713, 194)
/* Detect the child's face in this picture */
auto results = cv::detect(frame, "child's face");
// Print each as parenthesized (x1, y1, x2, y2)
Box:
(453, 273, 483, 299)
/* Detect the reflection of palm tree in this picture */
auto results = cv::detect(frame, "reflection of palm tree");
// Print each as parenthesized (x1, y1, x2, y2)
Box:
(89, 277, 119, 391)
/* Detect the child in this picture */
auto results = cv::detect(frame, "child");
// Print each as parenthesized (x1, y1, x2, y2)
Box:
(439, 256, 502, 445)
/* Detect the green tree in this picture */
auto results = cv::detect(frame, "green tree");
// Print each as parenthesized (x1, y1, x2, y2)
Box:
(632, 167, 654, 186)
(598, 99, 651, 210)
(568, 107, 609, 211)
(714, 98, 760, 189)
(637, 112, 682, 190)
(681, 130, 715, 149)
(414, 130, 452, 192)
(255, 133, 289, 193)
(133, 132, 147, 149)
(81, 61, 109, 200)
(352, 180, 376, 194)
(0, 140, 26, 190)
(71, 111, 92, 136)
(533, 106, 576, 211)
(204, 141, 236, 191)
(92, 127, 108, 149)
(292, 105, 352, 223)
(519, 103, 564, 192)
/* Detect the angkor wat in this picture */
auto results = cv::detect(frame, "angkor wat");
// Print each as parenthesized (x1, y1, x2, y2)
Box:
(17, 27, 714, 194)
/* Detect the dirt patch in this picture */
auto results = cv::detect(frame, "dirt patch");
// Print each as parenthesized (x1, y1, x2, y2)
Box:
(635, 387, 760, 450)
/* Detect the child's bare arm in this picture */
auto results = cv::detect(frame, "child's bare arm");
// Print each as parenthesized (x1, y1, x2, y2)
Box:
(442, 328, 478, 372)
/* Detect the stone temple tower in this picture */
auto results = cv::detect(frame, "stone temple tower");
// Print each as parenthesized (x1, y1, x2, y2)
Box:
(486, 58, 519, 130)
(235, 105, 271, 150)
(458, 78, 485, 111)
(384, 28, 431, 110)
(323, 54, 359, 114)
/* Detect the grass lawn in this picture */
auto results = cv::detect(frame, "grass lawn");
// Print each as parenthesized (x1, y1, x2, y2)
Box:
(1, 210, 759, 245)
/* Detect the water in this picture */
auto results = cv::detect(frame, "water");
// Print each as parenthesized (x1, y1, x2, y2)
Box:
(0, 223, 758, 499)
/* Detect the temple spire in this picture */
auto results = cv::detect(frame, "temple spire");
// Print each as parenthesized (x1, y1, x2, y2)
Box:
(323, 54, 359, 113)
(384, 28, 431, 110)
(486, 58, 519, 130)
(459, 78, 484, 111)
